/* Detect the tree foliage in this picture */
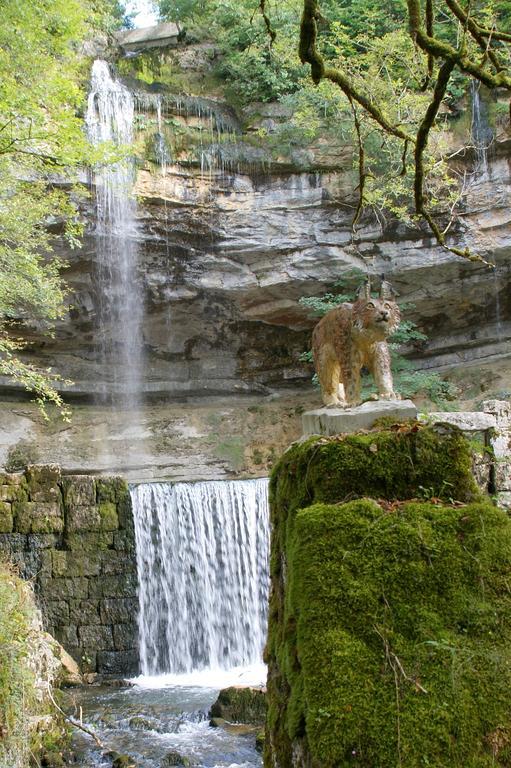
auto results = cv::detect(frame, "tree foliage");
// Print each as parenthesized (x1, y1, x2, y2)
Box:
(0, 0, 121, 417)
(298, 0, 511, 260)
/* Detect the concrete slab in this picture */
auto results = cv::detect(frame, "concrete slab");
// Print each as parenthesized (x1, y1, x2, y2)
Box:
(302, 399, 417, 436)
(424, 412, 497, 431)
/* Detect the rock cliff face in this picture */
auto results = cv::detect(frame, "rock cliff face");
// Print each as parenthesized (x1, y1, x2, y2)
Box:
(5, 57, 511, 404)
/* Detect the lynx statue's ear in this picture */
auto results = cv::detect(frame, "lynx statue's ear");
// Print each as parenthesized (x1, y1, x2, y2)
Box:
(357, 279, 371, 301)
(380, 279, 396, 300)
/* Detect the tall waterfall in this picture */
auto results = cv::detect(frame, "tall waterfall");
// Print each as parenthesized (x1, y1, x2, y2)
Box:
(470, 80, 493, 178)
(85, 60, 143, 405)
(131, 479, 270, 676)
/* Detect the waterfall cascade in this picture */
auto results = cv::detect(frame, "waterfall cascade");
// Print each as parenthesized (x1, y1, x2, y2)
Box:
(86, 60, 144, 404)
(131, 478, 270, 677)
(470, 80, 493, 178)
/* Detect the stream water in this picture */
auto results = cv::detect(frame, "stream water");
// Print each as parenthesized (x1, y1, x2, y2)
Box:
(68, 478, 269, 767)
(68, 669, 264, 768)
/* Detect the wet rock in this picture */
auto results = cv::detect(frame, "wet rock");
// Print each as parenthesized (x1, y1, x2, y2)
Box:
(209, 717, 258, 736)
(97, 649, 139, 676)
(61, 476, 96, 507)
(106, 751, 138, 768)
(102, 677, 135, 687)
(65, 504, 101, 533)
(209, 686, 267, 726)
(160, 750, 191, 767)
(129, 715, 159, 731)
(255, 730, 265, 753)
(50, 637, 82, 686)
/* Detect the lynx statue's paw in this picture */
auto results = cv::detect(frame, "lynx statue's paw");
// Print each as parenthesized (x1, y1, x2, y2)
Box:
(380, 392, 401, 401)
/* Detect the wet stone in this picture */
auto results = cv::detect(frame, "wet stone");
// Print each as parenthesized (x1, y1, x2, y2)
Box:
(160, 750, 191, 768)
(97, 649, 139, 676)
(65, 531, 114, 551)
(101, 551, 136, 575)
(65, 505, 101, 533)
(38, 576, 89, 601)
(56, 625, 79, 647)
(113, 623, 137, 651)
(26, 533, 61, 550)
(79, 624, 114, 649)
(62, 475, 96, 507)
(69, 599, 102, 625)
(0, 532, 27, 553)
(30, 485, 61, 504)
(113, 530, 135, 552)
(45, 600, 70, 626)
(100, 597, 138, 624)
(88, 572, 138, 599)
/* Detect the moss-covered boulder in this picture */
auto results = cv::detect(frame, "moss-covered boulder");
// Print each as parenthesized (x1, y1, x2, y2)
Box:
(209, 686, 267, 725)
(266, 424, 511, 768)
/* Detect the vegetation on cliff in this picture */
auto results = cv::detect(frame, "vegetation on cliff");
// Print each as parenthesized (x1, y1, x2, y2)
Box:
(265, 424, 511, 767)
(0, 562, 68, 768)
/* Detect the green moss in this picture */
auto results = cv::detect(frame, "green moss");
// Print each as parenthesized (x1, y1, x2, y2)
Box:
(265, 425, 509, 767)
(96, 477, 129, 505)
(287, 500, 511, 766)
(99, 502, 119, 531)
(0, 502, 13, 533)
(65, 531, 114, 551)
(270, 424, 479, 517)
(210, 687, 267, 725)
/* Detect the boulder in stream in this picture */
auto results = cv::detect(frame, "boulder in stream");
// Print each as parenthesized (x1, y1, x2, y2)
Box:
(209, 686, 267, 726)
(160, 750, 191, 767)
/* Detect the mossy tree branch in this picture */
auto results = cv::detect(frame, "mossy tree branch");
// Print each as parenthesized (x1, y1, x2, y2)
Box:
(299, 0, 511, 265)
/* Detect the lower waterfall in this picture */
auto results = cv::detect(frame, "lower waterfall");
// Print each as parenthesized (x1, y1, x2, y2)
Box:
(131, 478, 270, 677)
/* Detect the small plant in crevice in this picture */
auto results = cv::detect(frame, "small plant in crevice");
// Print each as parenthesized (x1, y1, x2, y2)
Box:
(299, 269, 459, 405)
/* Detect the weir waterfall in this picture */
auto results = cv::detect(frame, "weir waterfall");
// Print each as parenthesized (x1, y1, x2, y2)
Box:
(131, 479, 270, 677)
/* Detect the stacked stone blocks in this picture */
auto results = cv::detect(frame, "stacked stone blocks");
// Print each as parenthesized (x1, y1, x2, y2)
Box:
(0, 465, 138, 676)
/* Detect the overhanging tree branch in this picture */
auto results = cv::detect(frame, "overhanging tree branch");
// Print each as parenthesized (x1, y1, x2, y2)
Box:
(299, 0, 508, 264)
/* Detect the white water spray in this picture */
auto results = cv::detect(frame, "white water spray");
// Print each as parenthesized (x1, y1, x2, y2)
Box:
(86, 60, 144, 404)
(131, 479, 270, 677)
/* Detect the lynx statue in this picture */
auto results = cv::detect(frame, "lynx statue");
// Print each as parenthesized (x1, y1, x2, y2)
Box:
(312, 279, 401, 407)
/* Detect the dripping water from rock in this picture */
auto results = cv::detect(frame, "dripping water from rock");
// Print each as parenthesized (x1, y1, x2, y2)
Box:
(470, 80, 493, 178)
(86, 60, 144, 408)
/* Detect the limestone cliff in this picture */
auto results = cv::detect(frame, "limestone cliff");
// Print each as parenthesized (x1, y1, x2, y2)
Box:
(4, 43, 510, 405)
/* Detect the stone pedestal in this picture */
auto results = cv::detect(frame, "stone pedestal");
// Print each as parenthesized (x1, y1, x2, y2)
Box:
(302, 399, 417, 436)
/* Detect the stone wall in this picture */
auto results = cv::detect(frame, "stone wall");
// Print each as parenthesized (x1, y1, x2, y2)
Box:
(427, 399, 511, 508)
(0, 465, 138, 676)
